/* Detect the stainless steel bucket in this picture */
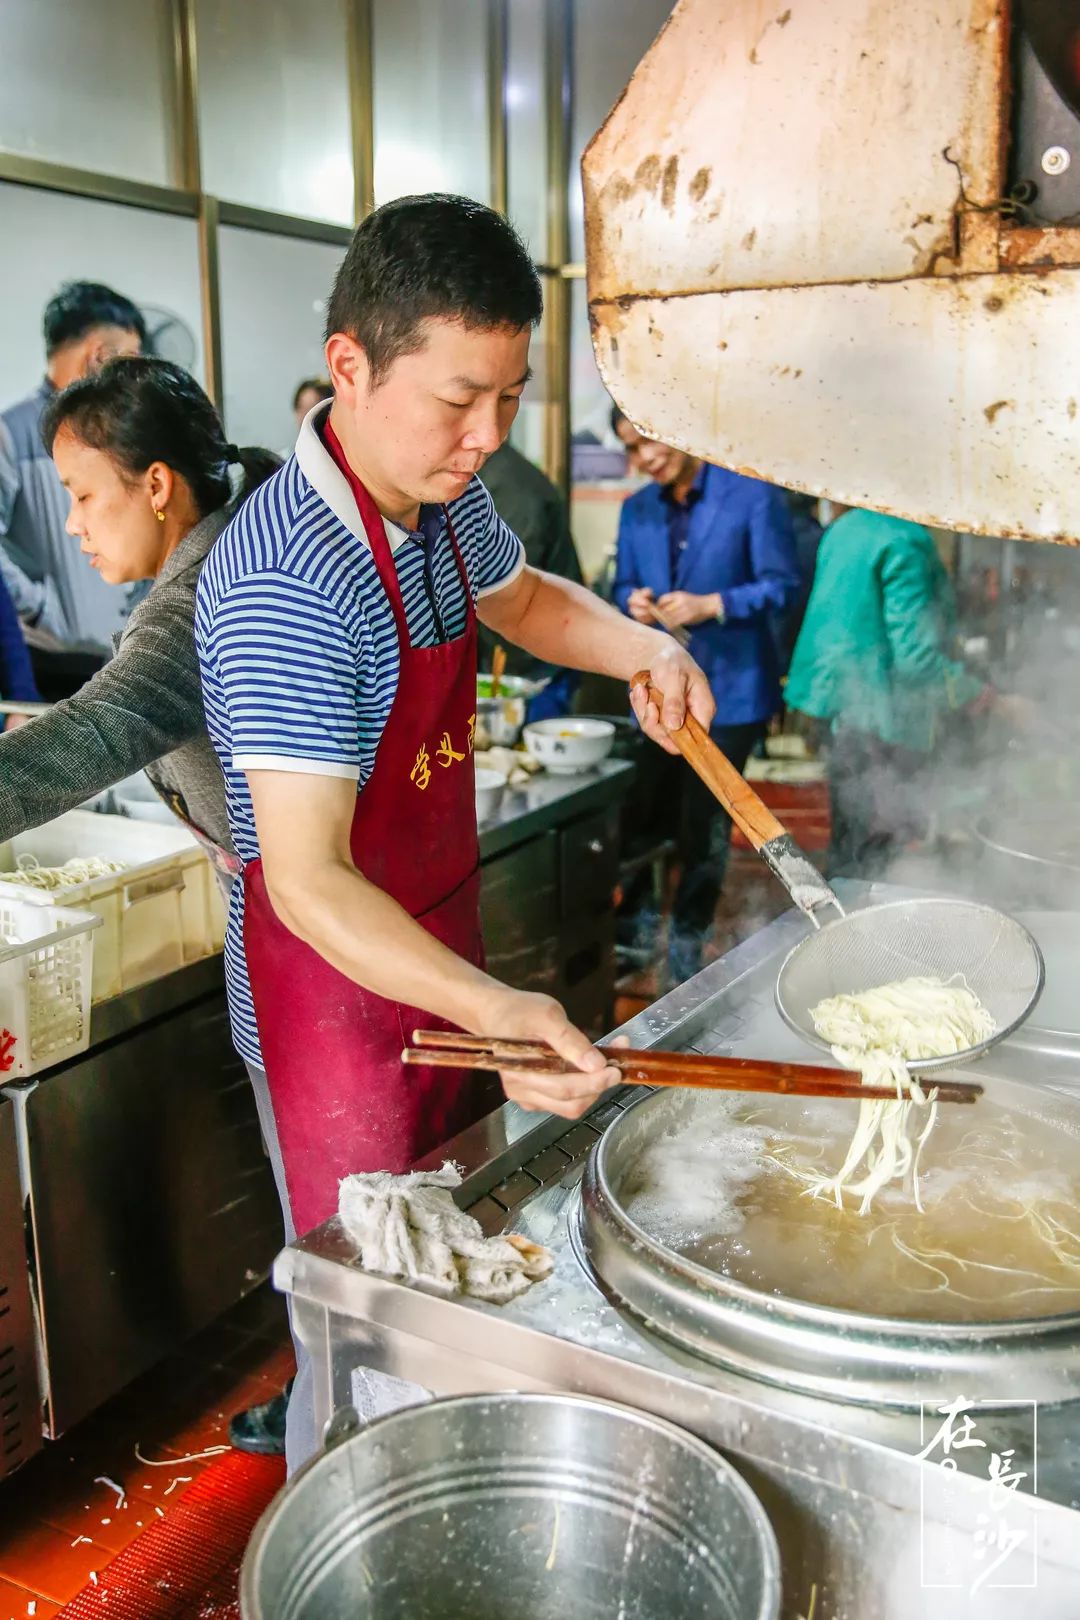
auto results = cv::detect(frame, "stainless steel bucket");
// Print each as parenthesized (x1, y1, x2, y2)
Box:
(240, 1391, 781, 1620)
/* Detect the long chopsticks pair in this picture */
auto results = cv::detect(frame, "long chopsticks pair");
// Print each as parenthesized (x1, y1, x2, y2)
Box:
(403, 1031, 983, 1104)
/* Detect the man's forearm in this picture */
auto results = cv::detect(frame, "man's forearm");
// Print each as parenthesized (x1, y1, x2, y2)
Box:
(485, 569, 669, 681)
(266, 860, 501, 1031)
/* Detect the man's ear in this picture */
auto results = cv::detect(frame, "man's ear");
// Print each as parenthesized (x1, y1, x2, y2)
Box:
(326, 333, 370, 402)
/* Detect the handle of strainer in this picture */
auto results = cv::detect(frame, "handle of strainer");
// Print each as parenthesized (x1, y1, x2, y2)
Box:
(631, 672, 845, 926)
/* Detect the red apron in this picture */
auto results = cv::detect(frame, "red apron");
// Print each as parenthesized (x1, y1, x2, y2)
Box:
(242, 429, 496, 1235)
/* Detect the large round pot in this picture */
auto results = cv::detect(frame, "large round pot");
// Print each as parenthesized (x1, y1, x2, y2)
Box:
(241, 1392, 780, 1620)
(972, 807, 1080, 911)
(576, 1086, 1080, 1410)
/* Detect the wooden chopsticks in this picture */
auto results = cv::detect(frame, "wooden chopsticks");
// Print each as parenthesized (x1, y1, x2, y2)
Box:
(403, 1031, 983, 1104)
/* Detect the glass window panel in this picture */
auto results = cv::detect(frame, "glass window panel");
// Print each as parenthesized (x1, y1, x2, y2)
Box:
(0, 183, 203, 409)
(218, 225, 346, 455)
(508, 274, 553, 473)
(196, 0, 355, 225)
(506, 0, 546, 257)
(0, 0, 176, 185)
(372, 0, 490, 205)
(569, 0, 672, 259)
(569, 278, 637, 583)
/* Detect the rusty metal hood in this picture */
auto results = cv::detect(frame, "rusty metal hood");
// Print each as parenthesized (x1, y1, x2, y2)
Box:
(583, 0, 1080, 542)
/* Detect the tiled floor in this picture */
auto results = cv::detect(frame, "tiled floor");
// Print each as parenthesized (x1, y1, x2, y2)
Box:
(0, 1287, 294, 1616)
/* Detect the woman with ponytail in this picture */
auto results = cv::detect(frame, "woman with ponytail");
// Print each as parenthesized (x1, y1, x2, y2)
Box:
(0, 357, 279, 864)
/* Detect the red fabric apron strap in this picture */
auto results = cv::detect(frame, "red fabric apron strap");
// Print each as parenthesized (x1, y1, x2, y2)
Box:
(153, 785, 242, 878)
(242, 422, 496, 1235)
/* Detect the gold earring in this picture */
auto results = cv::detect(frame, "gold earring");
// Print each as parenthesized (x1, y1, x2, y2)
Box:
(155, 507, 165, 523)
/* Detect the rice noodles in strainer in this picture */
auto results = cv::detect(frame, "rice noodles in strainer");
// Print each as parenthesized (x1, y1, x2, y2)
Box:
(787, 976, 996, 1214)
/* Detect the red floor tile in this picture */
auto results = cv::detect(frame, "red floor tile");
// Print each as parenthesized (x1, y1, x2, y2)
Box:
(42, 1475, 169, 1558)
(0, 1283, 294, 1613)
(0, 1524, 115, 1608)
(0, 1575, 62, 1618)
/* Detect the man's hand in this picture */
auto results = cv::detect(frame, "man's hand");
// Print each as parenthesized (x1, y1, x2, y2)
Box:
(629, 643, 715, 755)
(656, 590, 721, 628)
(2, 711, 32, 732)
(471, 984, 622, 1119)
(626, 585, 656, 625)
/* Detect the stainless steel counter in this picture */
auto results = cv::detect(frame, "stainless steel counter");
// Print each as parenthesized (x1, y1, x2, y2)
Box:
(278, 883, 1080, 1620)
(477, 759, 633, 859)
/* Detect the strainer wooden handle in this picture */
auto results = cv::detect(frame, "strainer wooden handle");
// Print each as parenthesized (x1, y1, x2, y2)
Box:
(631, 671, 788, 851)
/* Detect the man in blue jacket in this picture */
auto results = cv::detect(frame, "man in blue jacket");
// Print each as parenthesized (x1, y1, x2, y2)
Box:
(612, 407, 800, 982)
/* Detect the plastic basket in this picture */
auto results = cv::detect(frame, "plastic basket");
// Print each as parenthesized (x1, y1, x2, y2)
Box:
(0, 897, 100, 1077)
(0, 811, 220, 1003)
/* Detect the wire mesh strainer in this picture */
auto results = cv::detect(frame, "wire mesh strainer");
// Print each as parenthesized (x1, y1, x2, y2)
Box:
(775, 897, 1044, 1072)
(629, 675, 1046, 1070)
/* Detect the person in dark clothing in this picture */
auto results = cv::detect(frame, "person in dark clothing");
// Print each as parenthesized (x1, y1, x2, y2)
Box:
(611, 406, 800, 983)
(477, 440, 583, 720)
(0, 573, 40, 727)
(772, 491, 823, 676)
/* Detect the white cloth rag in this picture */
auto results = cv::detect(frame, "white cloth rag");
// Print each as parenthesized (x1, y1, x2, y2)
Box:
(338, 1161, 554, 1304)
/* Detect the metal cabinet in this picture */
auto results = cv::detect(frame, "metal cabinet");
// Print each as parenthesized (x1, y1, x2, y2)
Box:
(480, 803, 621, 1035)
(0, 1097, 40, 1479)
(12, 971, 281, 1437)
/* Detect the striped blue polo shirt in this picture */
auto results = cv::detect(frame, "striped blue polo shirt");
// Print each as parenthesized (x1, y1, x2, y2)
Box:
(194, 404, 524, 1067)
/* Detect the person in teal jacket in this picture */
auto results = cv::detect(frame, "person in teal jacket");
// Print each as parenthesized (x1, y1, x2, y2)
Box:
(786, 507, 993, 877)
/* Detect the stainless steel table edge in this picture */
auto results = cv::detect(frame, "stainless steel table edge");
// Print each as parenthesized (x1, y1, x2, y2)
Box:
(276, 1240, 1080, 1568)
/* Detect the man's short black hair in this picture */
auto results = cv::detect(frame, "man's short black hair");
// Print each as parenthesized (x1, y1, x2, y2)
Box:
(610, 401, 629, 436)
(43, 282, 147, 358)
(326, 195, 543, 383)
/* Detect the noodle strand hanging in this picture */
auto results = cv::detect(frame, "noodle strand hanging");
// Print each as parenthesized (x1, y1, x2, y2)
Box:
(796, 976, 995, 1213)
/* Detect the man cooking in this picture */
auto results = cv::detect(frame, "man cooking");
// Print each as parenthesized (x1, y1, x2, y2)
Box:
(194, 194, 710, 1468)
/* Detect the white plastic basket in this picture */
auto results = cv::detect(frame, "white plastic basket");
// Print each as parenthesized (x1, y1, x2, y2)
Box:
(0, 810, 220, 1003)
(0, 896, 100, 1077)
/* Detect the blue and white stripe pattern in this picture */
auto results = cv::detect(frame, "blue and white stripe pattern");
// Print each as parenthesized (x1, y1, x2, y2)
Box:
(194, 408, 524, 1065)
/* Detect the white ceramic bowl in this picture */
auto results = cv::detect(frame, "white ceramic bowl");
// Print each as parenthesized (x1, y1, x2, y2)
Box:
(475, 767, 506, 821)
(522, 718, 615, 776)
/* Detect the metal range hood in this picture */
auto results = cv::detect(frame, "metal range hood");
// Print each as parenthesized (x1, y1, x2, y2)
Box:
(583, 0, 1080, 542)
